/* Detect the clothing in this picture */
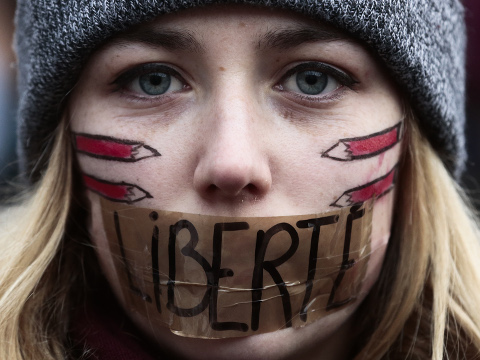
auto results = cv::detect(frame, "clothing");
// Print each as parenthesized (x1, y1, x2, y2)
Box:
(15, 0, 467, 180)
(71, 294, 162, 360)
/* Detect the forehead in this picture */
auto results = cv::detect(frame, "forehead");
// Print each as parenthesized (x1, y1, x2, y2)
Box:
(106, 5, 357, 53)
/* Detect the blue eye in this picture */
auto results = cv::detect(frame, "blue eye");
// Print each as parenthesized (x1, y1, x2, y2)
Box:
(115, 64, 186, 97)
(296, 71, 328, 95)
(281, 62, 355, 97)
(139, 72, 172, 95)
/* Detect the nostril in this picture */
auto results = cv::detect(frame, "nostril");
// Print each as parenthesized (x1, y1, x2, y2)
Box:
(245, 183, 258, 194)
(206, 184, 218, 194)
(203, 182, 263, 198)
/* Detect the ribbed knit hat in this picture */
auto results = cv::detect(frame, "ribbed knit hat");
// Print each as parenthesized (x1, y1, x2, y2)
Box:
(15, 0, 467, 182)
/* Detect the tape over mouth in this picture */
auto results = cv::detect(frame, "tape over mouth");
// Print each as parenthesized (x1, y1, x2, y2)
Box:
(100, 198, 374, 339)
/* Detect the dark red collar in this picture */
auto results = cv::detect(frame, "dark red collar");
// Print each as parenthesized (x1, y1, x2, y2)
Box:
(70, 291, 164, 360)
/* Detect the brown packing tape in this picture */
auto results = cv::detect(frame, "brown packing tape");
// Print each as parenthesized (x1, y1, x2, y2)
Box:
(100, 198, 374, 339)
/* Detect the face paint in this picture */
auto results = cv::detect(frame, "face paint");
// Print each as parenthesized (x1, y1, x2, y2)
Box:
(98, 197, 374, 339)
(322, 122, 403, 161)
(83, 174, 153, 203)
(74, 133, 161, 162)
(331, 165, 397, 207)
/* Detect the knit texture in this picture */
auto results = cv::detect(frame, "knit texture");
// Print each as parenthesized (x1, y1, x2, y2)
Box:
(15, 0, 467, 181)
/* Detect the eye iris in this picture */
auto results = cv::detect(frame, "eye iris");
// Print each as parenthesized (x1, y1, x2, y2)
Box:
(296, 70, 328, 95)
(139, 73, 171, 95)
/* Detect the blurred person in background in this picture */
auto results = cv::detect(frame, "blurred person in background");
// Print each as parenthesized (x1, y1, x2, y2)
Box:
(465, 0, 480, 209)
(0, 0, 18, 195)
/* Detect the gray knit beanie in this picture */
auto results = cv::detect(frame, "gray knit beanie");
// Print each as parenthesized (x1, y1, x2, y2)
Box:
(15, 0, 467, 182)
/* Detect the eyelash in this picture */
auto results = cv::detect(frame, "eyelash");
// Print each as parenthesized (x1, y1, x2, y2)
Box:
(111, 61, 358, 104)
(275, 62, 358, 102)
(112, 63, 189, 101)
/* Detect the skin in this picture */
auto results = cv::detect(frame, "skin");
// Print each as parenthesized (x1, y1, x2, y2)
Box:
(69, 5, 403, 360)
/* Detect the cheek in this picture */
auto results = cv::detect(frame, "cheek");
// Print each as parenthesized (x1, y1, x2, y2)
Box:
(276, 127, 402, 214)
(359, 189, 395, 296)
(69, 86, 403, 216)
(86, 192, 128, 305)
(292, 122, 402, 296)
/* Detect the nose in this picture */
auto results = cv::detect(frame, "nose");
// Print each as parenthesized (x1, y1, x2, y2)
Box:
(193, 95, 272, 201)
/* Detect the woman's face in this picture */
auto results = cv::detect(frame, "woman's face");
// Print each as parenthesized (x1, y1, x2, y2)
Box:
(69, 5, 403, 360)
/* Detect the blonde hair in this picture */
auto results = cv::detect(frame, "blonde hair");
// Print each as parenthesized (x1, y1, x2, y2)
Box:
(0, 121, 85, 359)
(1, 111, 480, 359)
(355, 113, 480, 359)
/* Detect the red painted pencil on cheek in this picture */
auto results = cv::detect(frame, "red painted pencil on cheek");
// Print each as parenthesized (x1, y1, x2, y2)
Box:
(322, 122, 402, 161)
(331, 165, 397, 207)
(83, 174, 152, 204)
(74, 133, 160, 162)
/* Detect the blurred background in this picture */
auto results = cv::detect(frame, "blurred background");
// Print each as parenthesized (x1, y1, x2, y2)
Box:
(0, 0, 479, 207)
(465, 0, 480, 209)
(0, 0, 17, 198)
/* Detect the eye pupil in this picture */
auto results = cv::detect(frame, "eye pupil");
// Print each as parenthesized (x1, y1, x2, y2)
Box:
(150, 74, 163, 86)
(139, 72, 171, 95)
(296, 70, 328, 95)
(305, 74, 318, 85)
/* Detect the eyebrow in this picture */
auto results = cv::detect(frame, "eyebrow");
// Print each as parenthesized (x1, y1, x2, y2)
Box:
(109, 23, 350, 54)
(110, 28, 204, 53)
(256, 25, 349, 51)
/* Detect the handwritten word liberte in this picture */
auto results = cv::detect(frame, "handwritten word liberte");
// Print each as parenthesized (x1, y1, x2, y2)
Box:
(109, 203, 370, 335)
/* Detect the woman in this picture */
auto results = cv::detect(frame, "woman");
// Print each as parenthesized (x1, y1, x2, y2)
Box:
(1, 1, 480, 359)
